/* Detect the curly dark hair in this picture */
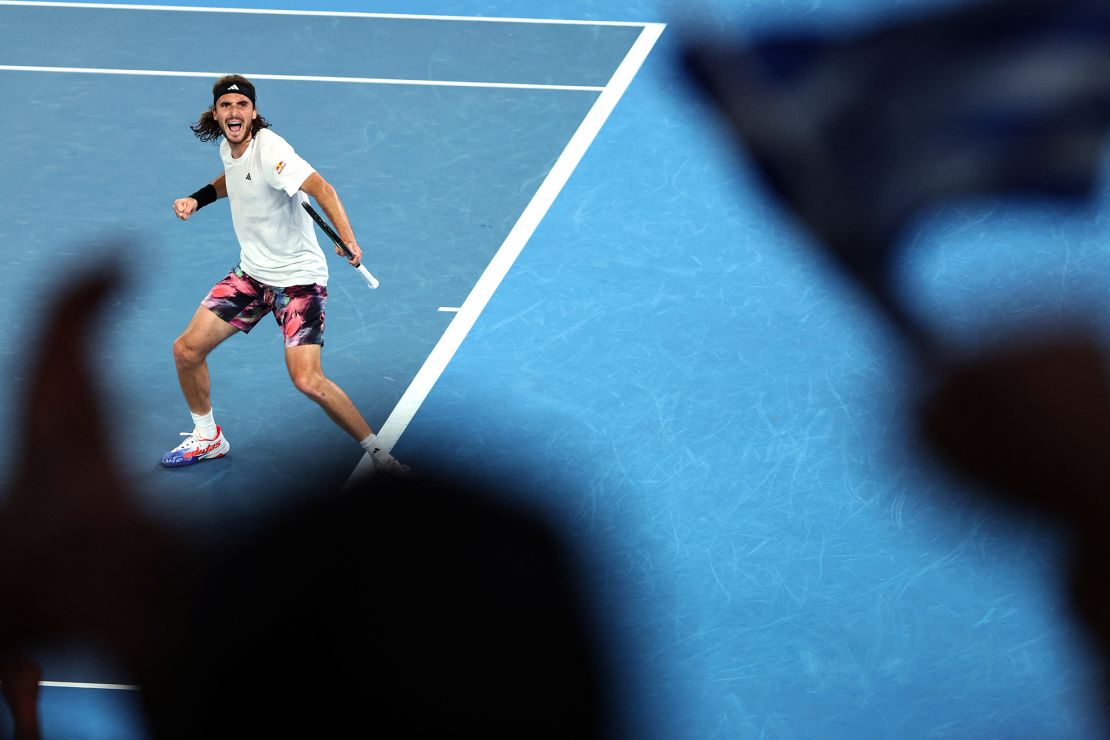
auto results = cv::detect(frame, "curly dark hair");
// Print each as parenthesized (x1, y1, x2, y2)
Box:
(190, 74, 272, 143)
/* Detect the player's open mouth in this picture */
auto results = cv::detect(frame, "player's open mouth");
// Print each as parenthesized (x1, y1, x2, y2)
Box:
(227, 120, 244, 134)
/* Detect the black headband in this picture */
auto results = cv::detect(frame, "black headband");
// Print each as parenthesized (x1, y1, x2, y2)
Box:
(213, 80, 256, 106)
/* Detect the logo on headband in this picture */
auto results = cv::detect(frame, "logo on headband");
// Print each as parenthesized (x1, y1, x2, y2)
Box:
(275, 161, 286, 175)
(213, 80, 254, 106)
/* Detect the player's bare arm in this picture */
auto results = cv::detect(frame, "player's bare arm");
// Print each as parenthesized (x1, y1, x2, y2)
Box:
(173, 174, 227, 221)
(300, 172, 362, 265)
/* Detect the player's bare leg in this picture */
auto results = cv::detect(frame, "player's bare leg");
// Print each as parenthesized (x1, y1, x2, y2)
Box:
(285, 344, 410, 474)
(285, 344, 370, 439)
(161, 307, 237, 467)
(173, 306, 239, 414)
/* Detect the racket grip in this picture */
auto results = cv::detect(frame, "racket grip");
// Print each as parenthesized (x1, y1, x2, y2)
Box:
(356, 262, 380, 289)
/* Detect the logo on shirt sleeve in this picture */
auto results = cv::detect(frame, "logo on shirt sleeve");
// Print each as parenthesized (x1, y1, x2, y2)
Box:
(275, 161, 286, 175)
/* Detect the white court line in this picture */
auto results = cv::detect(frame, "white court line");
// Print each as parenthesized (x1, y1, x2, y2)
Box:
(0, 681, 139, 690)
(437, 307, 461, 313)
(349, 21, 666, 482)
(0, 0, 651, 26)
(40, 681, 140, 690)
(0, 65, 605, 92)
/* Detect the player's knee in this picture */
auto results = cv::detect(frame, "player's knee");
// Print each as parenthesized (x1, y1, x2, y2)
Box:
(173, 336, 202, 367)
(290, 371, 327, 400)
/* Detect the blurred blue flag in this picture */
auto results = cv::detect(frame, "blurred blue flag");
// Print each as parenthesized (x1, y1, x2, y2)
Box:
(686, 0, 1110, 349)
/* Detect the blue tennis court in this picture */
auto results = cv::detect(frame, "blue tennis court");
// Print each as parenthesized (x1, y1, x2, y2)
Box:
(2, 0, 1110, 737)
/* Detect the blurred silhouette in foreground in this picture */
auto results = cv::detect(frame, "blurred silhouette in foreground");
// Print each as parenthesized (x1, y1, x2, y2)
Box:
(686, 0, 1110, 712)
(0, 273, 610, 738)
(0, 654, 42, 740)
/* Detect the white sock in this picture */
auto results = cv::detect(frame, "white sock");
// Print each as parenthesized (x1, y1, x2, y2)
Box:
(359, 433, 382, 455)
(191, 409, 218, 439)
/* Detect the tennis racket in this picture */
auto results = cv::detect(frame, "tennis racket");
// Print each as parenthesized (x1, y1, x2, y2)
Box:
(302, 202, 380, 289)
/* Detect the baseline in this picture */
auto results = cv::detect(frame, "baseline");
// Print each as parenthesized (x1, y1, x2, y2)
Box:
(0, 0, 651, 26)
(0, 65, 605, 91)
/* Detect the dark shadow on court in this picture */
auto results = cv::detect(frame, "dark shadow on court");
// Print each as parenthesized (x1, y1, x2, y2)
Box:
(683, 0, 1110, 719)
(0, 272, 615, 739)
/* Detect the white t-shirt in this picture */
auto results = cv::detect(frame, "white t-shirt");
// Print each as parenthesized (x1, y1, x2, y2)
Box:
(219, 128, 328, 287)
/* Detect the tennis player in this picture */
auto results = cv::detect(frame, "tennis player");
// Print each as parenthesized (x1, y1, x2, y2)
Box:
(162, 74, 408, 475)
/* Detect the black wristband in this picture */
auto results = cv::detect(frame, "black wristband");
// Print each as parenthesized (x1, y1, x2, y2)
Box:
(189, 184, 218, 210)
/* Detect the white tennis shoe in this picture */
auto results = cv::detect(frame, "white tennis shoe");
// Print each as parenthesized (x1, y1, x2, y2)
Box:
(161, 426, 231, 467)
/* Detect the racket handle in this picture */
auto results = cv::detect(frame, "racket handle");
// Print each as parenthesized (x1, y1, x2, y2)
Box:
(356, 262, 380, 289)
